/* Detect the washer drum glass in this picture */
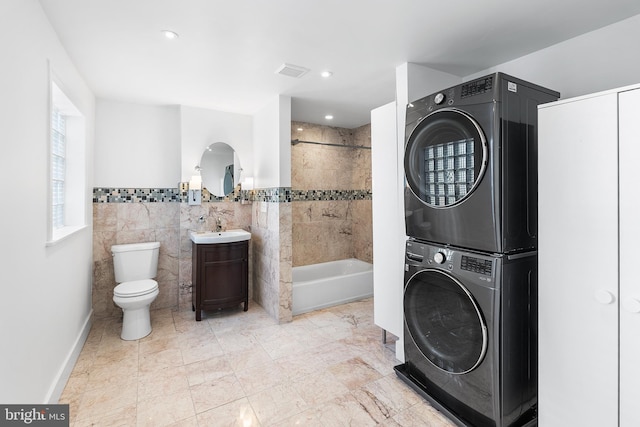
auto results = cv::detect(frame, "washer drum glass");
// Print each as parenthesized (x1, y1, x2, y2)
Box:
(404, 269, 488, 374)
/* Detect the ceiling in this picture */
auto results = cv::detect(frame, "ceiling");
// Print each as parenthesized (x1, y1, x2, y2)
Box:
(39, 0, 640, 129)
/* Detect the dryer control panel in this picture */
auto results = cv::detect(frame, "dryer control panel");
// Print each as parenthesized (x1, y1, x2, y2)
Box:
(461, 255, 493, 276)
(461, 76, 494, 98)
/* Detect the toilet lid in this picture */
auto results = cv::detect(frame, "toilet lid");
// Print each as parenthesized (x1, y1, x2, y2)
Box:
(114, 279, 158, 297)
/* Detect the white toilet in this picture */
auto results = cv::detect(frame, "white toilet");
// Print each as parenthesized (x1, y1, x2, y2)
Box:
(111, 241, 160, 340)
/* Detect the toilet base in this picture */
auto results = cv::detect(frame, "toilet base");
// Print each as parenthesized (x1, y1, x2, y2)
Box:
(120, 304, 152, 340)
(113, 288, 158, 341)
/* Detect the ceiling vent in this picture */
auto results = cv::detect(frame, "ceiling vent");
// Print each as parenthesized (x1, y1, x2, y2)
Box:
(276, 63, 310, 78)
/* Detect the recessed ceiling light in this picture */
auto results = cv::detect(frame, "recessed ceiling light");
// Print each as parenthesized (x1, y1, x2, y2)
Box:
(325, 115, 334, 120)
(161, 30, 179, 40)
(297, 127, 304, 131)
(321, 71, 333, 78)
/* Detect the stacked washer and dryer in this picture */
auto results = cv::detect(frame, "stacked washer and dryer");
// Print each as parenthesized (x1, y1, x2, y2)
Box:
(395, 73, 559, 427)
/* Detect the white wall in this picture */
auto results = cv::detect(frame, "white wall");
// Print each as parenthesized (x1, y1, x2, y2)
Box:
(252, 95, 291, 188)
(95, 99, 180, 188)
(370, 63, 460, 361)
(180, 106, 253, 184)
(0, 0, 94, 403)
(465, 13, 640, 99)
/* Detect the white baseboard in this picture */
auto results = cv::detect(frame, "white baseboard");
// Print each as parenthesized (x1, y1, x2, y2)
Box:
(45, 309, 93, 403)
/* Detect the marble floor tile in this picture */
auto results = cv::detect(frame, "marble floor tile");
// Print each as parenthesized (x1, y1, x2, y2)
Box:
(328, 356, 383, 390)
(314, 392, 380, 426)
(136, 390, 196, 427)
(248, 383, 309, 425)
(292, 370, 350, 406)
(137, 366, 190, 402)
(74, 378, 138, 421)
(235, 358, 290, 394)
(138, 348, 183, 373)
(189, 373, 246, 414)
(195, 397, 259, 427)
(73, 404, 137, 427)
(224, 345, 273, 372)
(60, 298, 457, 426)
(184, 355, 234, 386)
(138, 334, 181, 356)
(391, 400, 457, 427)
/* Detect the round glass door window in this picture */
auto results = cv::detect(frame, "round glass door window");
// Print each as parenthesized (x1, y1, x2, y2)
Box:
(404, 269, 487, 374)
(405, 108, 487, 208)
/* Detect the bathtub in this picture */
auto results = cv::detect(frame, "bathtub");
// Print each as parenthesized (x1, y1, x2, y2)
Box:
(292, 258, 373, 315)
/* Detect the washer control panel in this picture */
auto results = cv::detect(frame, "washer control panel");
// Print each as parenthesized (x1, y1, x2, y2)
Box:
(461, 255, 493, 276)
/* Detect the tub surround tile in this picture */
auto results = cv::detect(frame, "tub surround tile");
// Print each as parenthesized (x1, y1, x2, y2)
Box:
(291, 121, 372, 268)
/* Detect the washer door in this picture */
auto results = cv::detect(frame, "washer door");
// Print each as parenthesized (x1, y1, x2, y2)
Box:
(405, 108, 488, 208)
(404, 269, 488, 374)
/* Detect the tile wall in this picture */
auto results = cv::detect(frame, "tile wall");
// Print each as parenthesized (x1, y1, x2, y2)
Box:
(92, 187, 252, 319)
(251, 199, 292, 323)
(91, 121, 373, 323)
(291, 122, 373, 267)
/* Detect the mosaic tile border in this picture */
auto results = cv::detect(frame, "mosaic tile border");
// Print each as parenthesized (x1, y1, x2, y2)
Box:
(178, 183, 248, 203)
(93, 187, 372, 203)
(291, 189, 372, 201)
(253, 187, 291, 203)
(93, 188, 182, 203)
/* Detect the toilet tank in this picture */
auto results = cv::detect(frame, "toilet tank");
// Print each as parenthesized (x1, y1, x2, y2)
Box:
(111, 242, 160, 283)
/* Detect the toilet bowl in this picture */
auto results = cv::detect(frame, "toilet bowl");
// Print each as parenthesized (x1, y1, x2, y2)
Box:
(113, 279, 159, 340)
(111, 242, 161, 340)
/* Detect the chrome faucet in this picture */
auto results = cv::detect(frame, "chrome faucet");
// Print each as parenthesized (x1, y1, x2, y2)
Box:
(215, 217, 223, 232)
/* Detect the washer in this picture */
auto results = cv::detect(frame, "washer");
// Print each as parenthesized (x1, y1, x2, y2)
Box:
(395, 240, 538, 427)
(404, 73, 559, 253)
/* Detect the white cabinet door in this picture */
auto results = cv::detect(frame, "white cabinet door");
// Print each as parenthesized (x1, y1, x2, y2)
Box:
(538, 93, 619, 427)
(619, 88, 640, 427)
(371, 102, 404, 340)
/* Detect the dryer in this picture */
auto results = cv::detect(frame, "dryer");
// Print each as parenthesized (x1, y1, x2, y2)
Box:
(395, 240, 538, 427)
(404, 73, 559, 253)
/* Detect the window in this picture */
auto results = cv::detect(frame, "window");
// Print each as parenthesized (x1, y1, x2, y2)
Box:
(51, 108, 66, 230)
(48, 79, 87, 244)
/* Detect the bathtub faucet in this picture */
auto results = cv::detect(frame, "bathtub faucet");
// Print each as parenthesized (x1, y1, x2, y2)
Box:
(215, 217, 223, 232)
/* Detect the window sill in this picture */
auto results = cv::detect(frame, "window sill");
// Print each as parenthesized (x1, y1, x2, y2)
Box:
(46, 225, 88, 247)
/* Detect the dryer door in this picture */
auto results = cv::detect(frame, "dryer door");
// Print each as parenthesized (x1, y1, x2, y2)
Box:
(405, 108, 488, 208)
(404, 269, 488, 374)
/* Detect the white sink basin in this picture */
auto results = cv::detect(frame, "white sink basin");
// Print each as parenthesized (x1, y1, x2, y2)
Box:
(189, 229, 251, 244)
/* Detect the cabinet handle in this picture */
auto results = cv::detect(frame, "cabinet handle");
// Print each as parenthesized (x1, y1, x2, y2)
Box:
(594, 289, 615, 305)
(622, 298, 640, 313)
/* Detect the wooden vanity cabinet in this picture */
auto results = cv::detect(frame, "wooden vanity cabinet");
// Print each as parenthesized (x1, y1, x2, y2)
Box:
(192, 240, 249, 321)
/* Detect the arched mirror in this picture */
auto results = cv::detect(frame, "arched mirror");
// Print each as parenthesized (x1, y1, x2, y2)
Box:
(199, 142, 241, 197)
